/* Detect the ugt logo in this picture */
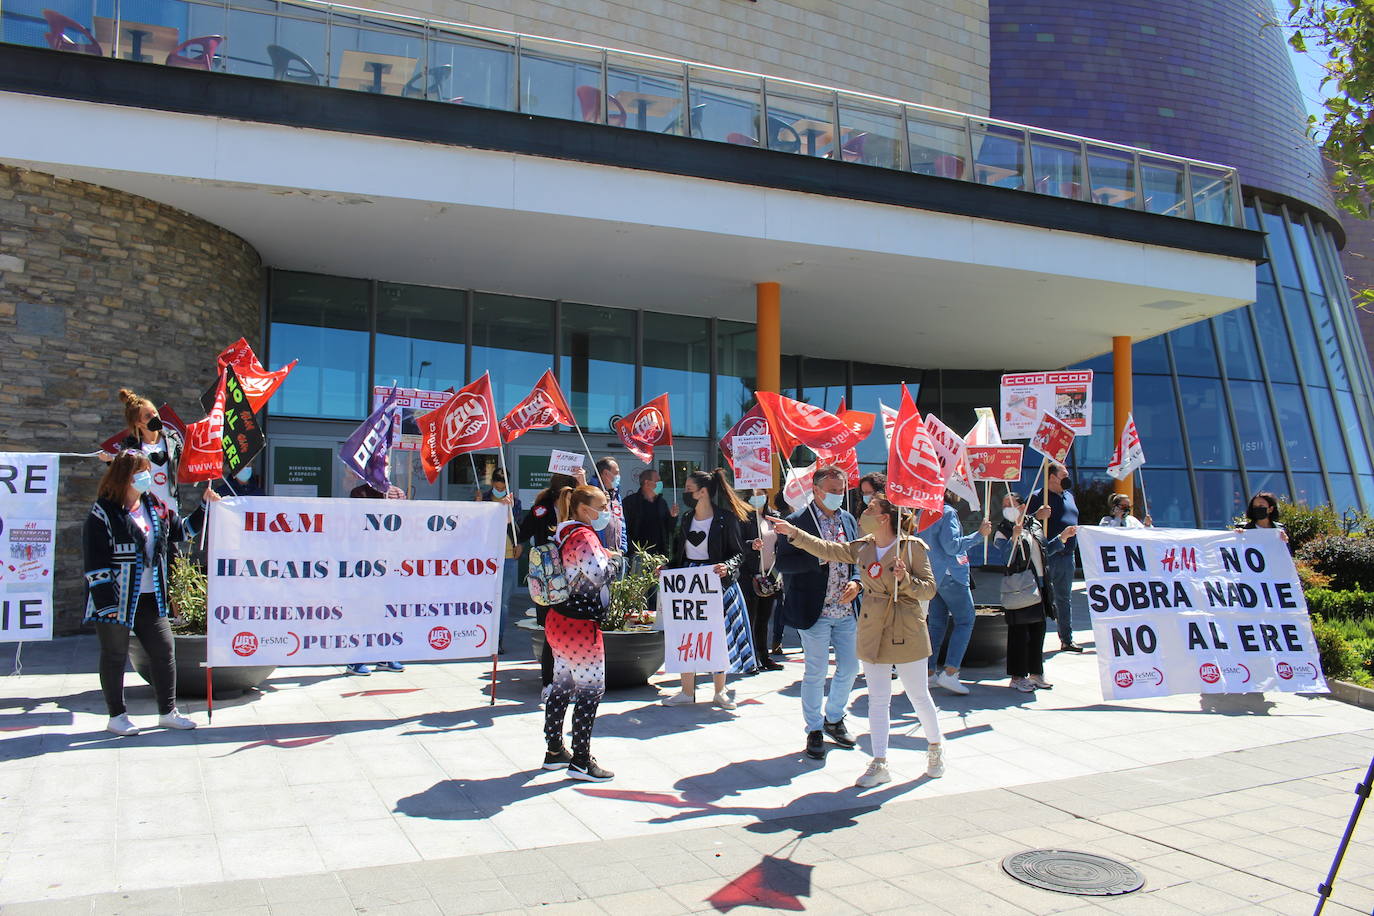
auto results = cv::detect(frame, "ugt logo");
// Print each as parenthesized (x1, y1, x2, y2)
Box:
(441, 394, 491, 451)
(232, 632, 259, 657)
(633, 407, 665, 442)
(1199, 662, 1221, 684)
(428, 627, 452, 651)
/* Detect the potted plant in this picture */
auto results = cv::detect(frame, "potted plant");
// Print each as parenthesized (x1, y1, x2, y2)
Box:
(127, 555, 277, 698)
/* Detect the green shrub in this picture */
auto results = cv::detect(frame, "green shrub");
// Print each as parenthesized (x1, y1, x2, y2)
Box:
(1310, 614, 1374, 686)
(1297, 536, 1374, 591)
(168, 555, 208, 635)
(1304, 587, 1374, 620)
(1274, 499, 1342, 553)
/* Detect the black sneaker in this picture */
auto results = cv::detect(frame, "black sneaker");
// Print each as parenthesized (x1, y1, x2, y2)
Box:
(1060, 642, 1085, 654)
(760, 659, 785, 672)
(824, 718, 857, 748)
(542, 746, 573, 770)
(568, 757, 614, 781)
(806, 730, 825, 759)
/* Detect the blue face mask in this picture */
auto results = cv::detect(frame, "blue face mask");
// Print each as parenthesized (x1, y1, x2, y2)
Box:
(749, 495, 767, 508)
(653, 481, 664, 495)
(236, 466, 253, 483)
(861, 492, 873, 505)
(821, 491, 845, 512)
(591, 509, 612, 531)
(491, 488, 508, 500)
(611, 474, 621, 490)
(132, 470, 153, 493)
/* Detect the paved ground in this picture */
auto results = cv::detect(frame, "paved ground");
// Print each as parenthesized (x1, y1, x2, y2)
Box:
(2, 594, 1373, 914)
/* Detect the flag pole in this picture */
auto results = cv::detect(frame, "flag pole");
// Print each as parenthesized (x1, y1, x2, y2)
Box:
(496, 443, 520, 549)
(468, 452, 482, 495)
(1018, 455, 1047, 525)
(669, 441, 678, 497)
(1136, 468, 1151, 524)
(983, 479, 992, 562)
(572, 423, 604, 491)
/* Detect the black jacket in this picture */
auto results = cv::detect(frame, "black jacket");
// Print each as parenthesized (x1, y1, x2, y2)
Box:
(517, 494, 560, 547)
(740, 506, 780, 578)
(775, 505, 860, 630)
(671, 509, 745, 587)
(622, 489, 673, 557)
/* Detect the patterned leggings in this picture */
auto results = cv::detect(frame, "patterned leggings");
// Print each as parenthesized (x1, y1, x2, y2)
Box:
(543, 609, 606, 761)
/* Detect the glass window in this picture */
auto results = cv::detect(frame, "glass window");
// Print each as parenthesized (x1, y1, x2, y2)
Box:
(1248, 471, 1290, 504)
(837, 96, 904, 169)
(1261, 204, 1302, 291)
(269, 271, 369, 419)
(431, 28, 515, 111)
(607, 52, 684, 133)
(1282, 286, 1324, 375)
(1140, 469, 1196, 528)
(688, 67, 762, 145)
(374, 282, 465, 392)
(1310, 296, 1350, 390)
(1177, 377, 1235, 468)
(908, 110, 971, 179)
(1292, 472, 1328, 507)
(1254, 282, 1298, 383)
(1229, 380, 1283, 471)
(470, 293, 554, 415)
(1271, 383, 1320, 469)
(1135, 374, 1187, 467)
(1085, 147, 1136, 208)
(226, 2, 327, 83)
(764, 80, 839, 157)
(561, 303, 634, 433)
(1335, 390, 1374, 475)
(1288, 217, 1328, 295)
(329, 11, 425, 96)
(716, 320, 757, 436)
(1076, 372, 1114, 468)
(1195, 470, 1245, 530)
(970, 121, 1026, 190)
(1140, 158, 1186, 216)
(800, 358, 847, 414)
(1308, 386, 1352, 473)
(1214, 309, 1262, 380)
(1360, 475, 1374, 512)
(779, 354, 802, 401)
(1132, 334, 1171, 375)
(1191, 167, 1235, 226)
(1169, 321, 1218, 376)
(1029, 133, 1083, 198)
(518, 37, 600, 122)
(1329, 473, 1360, 515)
(642, 313, 710, 438)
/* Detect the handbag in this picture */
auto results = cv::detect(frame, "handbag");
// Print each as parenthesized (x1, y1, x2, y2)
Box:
(1000, 537, 1042, 611)
(753, 571, 782, 597)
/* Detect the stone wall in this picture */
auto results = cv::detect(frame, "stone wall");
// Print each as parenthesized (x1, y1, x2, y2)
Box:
(0, 164, 263, 635)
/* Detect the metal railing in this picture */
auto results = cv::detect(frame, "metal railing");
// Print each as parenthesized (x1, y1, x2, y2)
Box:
(3, 0, 1244, 226)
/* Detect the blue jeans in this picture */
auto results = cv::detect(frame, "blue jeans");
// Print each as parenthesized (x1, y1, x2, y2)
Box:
(1045, 550, 1076, 644)
(498, 557, 520, 649)
(927, 579, 975, 672)
(797, 613, 860, 733)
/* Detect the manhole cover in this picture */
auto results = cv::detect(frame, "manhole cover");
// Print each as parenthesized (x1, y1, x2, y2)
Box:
(1001, 849, 1144, 896)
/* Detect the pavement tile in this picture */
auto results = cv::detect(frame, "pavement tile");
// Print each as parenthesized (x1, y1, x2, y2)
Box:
(87, 888, 184, 915)
(257, 872, 345, 905)
(178, 879, 266, 913)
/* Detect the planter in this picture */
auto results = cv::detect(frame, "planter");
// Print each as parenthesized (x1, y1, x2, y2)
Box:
(128, 634, 276, 699)
(523, 620, 665, 690)
(1329, 679, 1374, 710)
(934, 607, 1008, 670)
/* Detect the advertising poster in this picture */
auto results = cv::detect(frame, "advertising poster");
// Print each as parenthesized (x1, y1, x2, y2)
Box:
(731, 434, 773, 489)
(966, 445, 1023, 481)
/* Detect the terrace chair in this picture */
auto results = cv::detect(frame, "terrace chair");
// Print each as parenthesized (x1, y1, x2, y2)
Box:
(267, 44, 321, 84)
(41, 10, 102, 55)
(1059, 181, 1082, 200)
(662, 104, 706, 137)
(763, 116, 801, 154)
(826, 131, 868, 163)
(725, 132, 759, 146)
(166, 35, 222, 69)
(575, 85, 626, 126)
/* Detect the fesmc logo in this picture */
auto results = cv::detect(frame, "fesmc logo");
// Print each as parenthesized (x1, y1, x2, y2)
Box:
(632, 407, 665, 443)
(1276, 660, 1318, 681)
(1199, 661, 1250, 685)
(441, 393, 492, 451)
(1113, 666, 1164, 689)
(232, 632, 259, 657)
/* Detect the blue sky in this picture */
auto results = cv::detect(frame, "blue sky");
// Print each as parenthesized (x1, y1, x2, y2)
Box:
(1272, 0, 1330, 123)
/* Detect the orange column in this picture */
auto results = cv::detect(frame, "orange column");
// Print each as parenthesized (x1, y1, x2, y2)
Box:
(756, 282, 781, 394)
(1113, 335, 1132, 498)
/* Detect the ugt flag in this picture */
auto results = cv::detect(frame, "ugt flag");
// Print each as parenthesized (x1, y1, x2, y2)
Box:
(415, 373, 500, 483)
(341, 387, 400, 493)
(755, 392, 865, 456)
(1107, 413, 1146, 480)
(886, 384, 943, 513)
(216, 337, 297, 413)
(180, 373, 227, 483)
(499, 370, 576, 443)
(615, 394, 673, 463)
(719, 405, 769, 474)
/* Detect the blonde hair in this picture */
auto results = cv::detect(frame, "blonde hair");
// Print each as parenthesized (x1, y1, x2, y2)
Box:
(118, 388, 155, 433)
(555, 485, 606, 523)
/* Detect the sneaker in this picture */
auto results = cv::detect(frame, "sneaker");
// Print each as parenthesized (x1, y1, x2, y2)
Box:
(542, 746, 573, 770)
(805, 730, 825, 760)
(1060, 642, 1084, 654)
(346, 664, 372, 676)
(712, 692, 736, 710)
(760, 659, 785, 672)
(935, 671, 970, 696)
(770, 642, 784, 656)
(568, 757, 614, 781)
(158, 709, 196, 730)
(926, 744, 946, 778)
(661, 692, 695, 706)
(856, 759, 891, 788)
(1027, 674, 1054, 690)
(1011, 677, 1036, 693)
(375, 661, 405, 672)
(106, 713, 139, 737)
(824, 718, 857, 748)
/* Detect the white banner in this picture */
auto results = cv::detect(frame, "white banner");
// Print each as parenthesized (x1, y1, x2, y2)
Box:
(548, 449, 585, 475)
(658, 566, 728, 673)
(923, 413, 979, 510)
(0, 453, 58, 641)
(731, 434, 773, 489)
(1000, 371, 1093, 440)
(1079, 527, 1327, 699)
(207, 496, 505, 666)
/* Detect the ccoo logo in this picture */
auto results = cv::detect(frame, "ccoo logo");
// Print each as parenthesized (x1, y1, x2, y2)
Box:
(232, 632, 259, 657)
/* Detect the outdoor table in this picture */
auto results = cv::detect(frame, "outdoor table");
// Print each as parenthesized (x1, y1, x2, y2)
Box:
(789, 118, 845, 156)
(1094, 186, 1137, 206)
(613, 90, 680, 130)
(337, 50, 418, 95)
(92, 17, 178, 63)
(974, 163, 1021, 186)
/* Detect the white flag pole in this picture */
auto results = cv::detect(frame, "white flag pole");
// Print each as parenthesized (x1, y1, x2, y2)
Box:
(668, 441, 678, 497)
(1136, 467, 1151, 524)
(572, 422, 603, 491)
(495, 444, 521, 550)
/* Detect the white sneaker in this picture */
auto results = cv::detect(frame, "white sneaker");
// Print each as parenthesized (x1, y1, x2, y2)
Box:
(935, 671, 970, 695)
(856, 759, 891, 788)
(106, 713, 139, 736)
(1011, 677, 1036, 693)
(158, 709, 196, 730)
(1027, 674, 1054, 690)
(926, 745, 946, 778)
(712, 692, 736, 710)
(661, 692, 695, 706)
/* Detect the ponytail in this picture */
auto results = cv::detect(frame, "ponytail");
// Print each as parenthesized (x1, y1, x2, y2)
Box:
(118, 388, 154, 433)
(687, 468, 751, 521)
(556, 485, 603, 523)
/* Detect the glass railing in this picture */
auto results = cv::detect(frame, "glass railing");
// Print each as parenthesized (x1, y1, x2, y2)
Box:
(2, 0, 1244, 226)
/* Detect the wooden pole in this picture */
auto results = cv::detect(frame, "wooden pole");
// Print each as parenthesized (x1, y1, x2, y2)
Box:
(489, 653, 498, 706)
(1018, 455, 1048, 525)
(982, 479, 992, 562)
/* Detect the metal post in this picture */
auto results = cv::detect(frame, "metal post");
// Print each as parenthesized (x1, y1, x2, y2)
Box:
(1182, 162, 1196, 220)
(898, 105, 911, 172)
(1077, 140, 1090, 200)
(599, 48, 609, 125)
(682, 61, 692, 137)
(830, 89, 842, 161)
(1312, 755, 1374, 916)
(1132, 154, 1146, 211)
(757, 77, 769, 149)
(964, 117, 977, 182)
(512, 34, 522, 112)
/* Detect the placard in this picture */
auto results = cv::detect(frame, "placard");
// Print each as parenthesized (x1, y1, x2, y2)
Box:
(1030, 412, 1075, 463)
(1000, 371, 1093, 440)
(658, 565, 728, 673)
(731, 434, 773, 489)
(0, 453, 58, 641)
(207, 496, 505, 666)
(782, 463, 815, 512)
(1078, 527, 1326, 699)
(966, 445, 1023, 481)
(372, 386, 453, 452)
(548, 449, 585, 475)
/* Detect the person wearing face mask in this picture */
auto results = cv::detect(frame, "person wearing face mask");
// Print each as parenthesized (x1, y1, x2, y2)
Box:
(594, 457, 627, 555)
(925, 492, 995, 696)
(1237, 491, 1291, 552)
(775, 464, 862, 760)
(105, 389, 185, 510)
(1099, 493, 1151, 529)
(1026, 462, 1083, 653)
(622, 469, 678, 556)
(988, 493, 1076, 692)
(82, 451, 196, 735)
(479, 469, 523, 654)
(774, 495, 944, 785)
(661, 470, 759, 707)
(543, 484, 619, 781)
(855, 472, 887, 517)
(741, 487, 786, 672)
(518, 469, 585, 696)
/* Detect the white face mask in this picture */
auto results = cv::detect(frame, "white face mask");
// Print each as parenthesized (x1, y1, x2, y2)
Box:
(1002, 507, 1020, 523)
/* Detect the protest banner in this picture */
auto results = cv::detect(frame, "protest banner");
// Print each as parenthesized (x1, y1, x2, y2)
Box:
(1030, 411, 1075, 464)
(885, 385, 943, 513)
(731, 434, 773, 489)
(966, 445, 1023, 481)
(220, 366, 266, 480)
(0, 453, 58, 641)
(1078, 527, 1327, 699)
(782, 463, 816, 511)
(658, 565, 728, 674)
(548, 449, 585, 475)
(206, 496, 506, 666)
(720, 406, 769, 475)
(1000, 371, 1093, 440)
(923, 413, 979, 510)
(342, 388, 400, 493)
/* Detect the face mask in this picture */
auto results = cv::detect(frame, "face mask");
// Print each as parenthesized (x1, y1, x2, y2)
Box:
(859, 513, 880, 535)
(611, 474, 621, 490)
(749, 495, 767, 508)
(1246, 505, 1269, 522)
(1059, 477, 1073, 492)
(1003, 507, 1020, 523)
(145, 416, 163, 432)
(861, 493, 873, 505)
(132, 470, 153, 493)
(653, 481, 664, 495)
(491, 488, 507, 500)
(821, 492, 845, 512)
(683, 491, 698, 507)
(236, 466, 253, 483)
(591, 509, 612, 531)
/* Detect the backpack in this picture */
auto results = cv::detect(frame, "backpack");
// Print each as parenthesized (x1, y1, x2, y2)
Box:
(527, 542, 570, 606)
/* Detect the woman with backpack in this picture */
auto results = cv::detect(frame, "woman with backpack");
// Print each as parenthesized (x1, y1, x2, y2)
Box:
(541, 483, 618, 782)
(518, 470, 583, 697)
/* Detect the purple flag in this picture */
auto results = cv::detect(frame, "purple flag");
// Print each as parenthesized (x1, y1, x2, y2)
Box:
(340, 389, 399, 493)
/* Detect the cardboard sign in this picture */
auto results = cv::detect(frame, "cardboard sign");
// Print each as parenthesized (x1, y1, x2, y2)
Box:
(966, 445, 1023, 481)
(1030, 412, 1075, 463)
(548, 449, 585, 475)
(1000, 371, 1093, 440)
(658, 566, 729, 674)
(731, 434, 773, 489)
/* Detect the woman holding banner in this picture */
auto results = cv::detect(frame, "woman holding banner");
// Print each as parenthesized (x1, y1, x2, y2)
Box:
(660, 470, 759, 708)
(82, 451, 197, 736)
(773, 495, 944, 787)
(1099, 493, 1151, 528)
(544, 484, 618, 781)
(988, 493, 1076, 693)
(519, 470, 583, 696)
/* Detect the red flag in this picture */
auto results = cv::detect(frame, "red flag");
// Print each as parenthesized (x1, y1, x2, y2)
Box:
(755, 392, 864, 456)
(1030, 412, 1075, 464)
(837, 408, 875, 443)
(179, 374, 226, 483)
(499, 369, 575, 443)
(215, 337, 296, 413)
(414, 373, 501, 483)
(719, 405, 770, 473)
(615, 394, 673, 463)
(885, 384, 943, 513)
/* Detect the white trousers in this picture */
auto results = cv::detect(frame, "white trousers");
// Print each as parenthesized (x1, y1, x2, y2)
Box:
(863, 660, 943, 759)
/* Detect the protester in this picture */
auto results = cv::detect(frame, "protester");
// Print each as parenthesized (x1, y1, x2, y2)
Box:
(1238, 491, 1291, 551)
(925, 493, 994, 696)
(856, 472, 887, 517)
(518, 470, 585, 697)
(82, 451, 196, 735)
(660, 470, 759, 708)
(595, 457, 627, 554)
(104, 388, 185, 509)
(621, 468, 676, 556)
(769, 489, 793, 656)
(224, 463, 265, 497)
(1026, 461, 1083, 653)
(1099, 493, 1151, 528)
(544, 483, 618, 781)
(775, 495, 945, 785)
(479, 468, 523, 654)
(345, 482, 406, 675)
(742, 488, 785, 672)
(988, 493, 1075, 692)
(775, 464, 862, 760)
